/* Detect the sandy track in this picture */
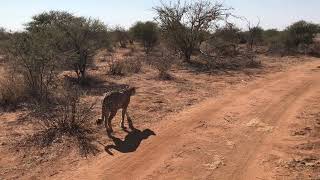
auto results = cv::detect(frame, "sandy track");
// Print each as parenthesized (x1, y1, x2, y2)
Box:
(54, 60, 320, 180)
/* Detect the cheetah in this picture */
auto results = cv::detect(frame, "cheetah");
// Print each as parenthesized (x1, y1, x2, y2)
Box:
(97, 87, 136, 135)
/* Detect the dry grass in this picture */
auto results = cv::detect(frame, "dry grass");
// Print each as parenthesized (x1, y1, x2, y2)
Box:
(21, 84, 99, 154)
(146, 51, 175, 80)
(0, 68, 26, 111)
(108, 57, 142, 76)
(0, 46, 317, 179)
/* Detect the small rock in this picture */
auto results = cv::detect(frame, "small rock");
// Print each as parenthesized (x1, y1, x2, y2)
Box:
(257, 126, 274, 133)
(246, 118, 260, 127)
(305, 162, 316, 167)
(226, 141, 236, 148)
(203, 155, 224, 170)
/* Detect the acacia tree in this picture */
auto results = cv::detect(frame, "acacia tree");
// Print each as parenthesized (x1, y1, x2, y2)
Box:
(130, 21, 159, 54)
(154, 0, 231, 63)
(284, 21, 320, 52)
(63, 18, 110, 82)
(27, 11, 110, 82)
(8, 30, 60, 103)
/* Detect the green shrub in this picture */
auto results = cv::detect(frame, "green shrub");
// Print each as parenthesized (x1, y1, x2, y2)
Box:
(282, 21, 320, 53)
(130, 21, 159, 54)
(27, 11, 110, 83)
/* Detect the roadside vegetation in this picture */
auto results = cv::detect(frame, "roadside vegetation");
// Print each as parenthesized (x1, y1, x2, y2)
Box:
(0, 0, 319, 178)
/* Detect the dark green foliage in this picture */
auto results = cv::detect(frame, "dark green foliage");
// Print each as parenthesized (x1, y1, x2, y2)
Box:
(284, 21, 320, 50)
(130, 21, 159, 53)
(112, 26, 130, 48)
(263, 29, 280, 42)
(5, 10, 110, 106)
(264, 21, 320, 54)
(0, 28, 10, 54)
(26, 11, 110, 82)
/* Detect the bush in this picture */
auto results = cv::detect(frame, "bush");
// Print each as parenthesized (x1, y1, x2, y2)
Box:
(263, 29, 280, 45)
(247, 26, 264, 48)
(0, 71, 25, 110)
(108, 57, 142, 76)
(7, 31, 59, 104)
(199, 48, 262, 70)
(208, 24, 240, 57)
(27, 11, 110, 83)
(154, 0, 231, 63)
(213, 24, 241, 44)
(112, 26, 130, 48)
(147, 50, 174, 80)
(0, 28, 10, 54)
(129, 21, 159, 54)
(264, 21, 320, 55)
(279, 21, 320, 54)
(309, 42, 320, 57)
(24, 85, 98, 156)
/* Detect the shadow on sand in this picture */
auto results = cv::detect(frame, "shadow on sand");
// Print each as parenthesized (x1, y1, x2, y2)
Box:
(105, 128, 156, 155)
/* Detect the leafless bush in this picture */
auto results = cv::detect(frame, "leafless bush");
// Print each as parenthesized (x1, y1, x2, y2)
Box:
(309, 42, 320, 57)
(199, 48, 261, 70)
(267, 41, 287, 56)
(0, 70, 26, 111)
(22, 85, 98, 156)
(147, 50, 175, 80)
(204, 42, 239, 58)
(108, 57, 142, 76)
(208, 23, 241, 57)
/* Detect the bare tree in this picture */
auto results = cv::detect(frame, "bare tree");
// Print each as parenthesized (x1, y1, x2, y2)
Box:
(246, 19, 263, 50)
(154, 0, 232, 63)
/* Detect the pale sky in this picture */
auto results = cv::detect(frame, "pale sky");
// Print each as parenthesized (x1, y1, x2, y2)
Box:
(0, 0, 319, 31)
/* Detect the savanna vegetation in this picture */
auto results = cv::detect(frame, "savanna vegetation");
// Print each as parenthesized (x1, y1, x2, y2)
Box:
(0, 0, 319, 178)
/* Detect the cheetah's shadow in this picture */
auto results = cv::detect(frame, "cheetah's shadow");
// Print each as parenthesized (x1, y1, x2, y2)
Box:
(105, 128, 156, 155)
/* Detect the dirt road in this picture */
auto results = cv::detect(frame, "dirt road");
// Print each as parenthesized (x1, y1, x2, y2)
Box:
(54, 60, 320, 180)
